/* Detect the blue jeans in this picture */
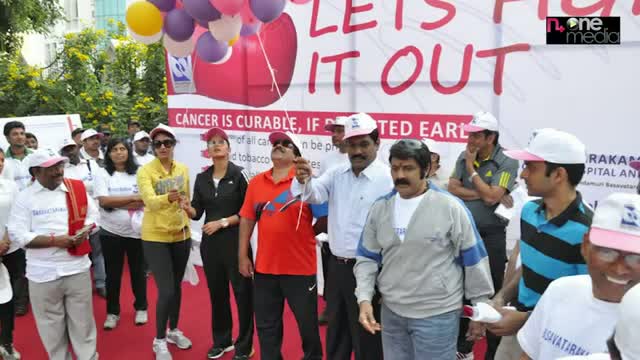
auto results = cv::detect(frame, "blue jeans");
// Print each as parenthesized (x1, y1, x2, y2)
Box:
(89, 232, 106, 289)
(381, 303, 460, 360)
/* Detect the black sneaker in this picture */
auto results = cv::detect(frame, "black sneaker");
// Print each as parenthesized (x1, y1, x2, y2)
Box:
(232, 347, 255, 360)
(207, 344, 234, 359)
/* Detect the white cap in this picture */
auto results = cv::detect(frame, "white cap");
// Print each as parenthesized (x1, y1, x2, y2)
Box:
(58, 138, 77, 152)
(343, 113, 378, 140)
(0, 264, 12, 304)
(268, 131, 303, 154)
(133, 131, 151, 142)
(80, 129, 103, 142)
(463, 111, 499, 132)
(324, 116, 349, 132)
(504, 128, 586, 164)
(615, 283, 640, 360)
(28, 148, 69, 169)
(149, 124, 176, 140)
(589, 192, 640, 254)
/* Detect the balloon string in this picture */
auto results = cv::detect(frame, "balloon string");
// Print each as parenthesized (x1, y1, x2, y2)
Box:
(256, 31, 304, 231)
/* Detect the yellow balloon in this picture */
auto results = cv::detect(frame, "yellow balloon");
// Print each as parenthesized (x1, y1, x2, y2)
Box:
(228, 35, 240, 46)
(126, 1, 163, 37)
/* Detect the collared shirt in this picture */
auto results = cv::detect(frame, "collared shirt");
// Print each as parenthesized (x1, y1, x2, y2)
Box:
(319, 150, 349, 176)
(64, 159, 98, 198)
(517, 193, 592, 311)
(7, 180, 99, 283)
(80, 147, 104, 167)
(291, 159, 394, 258)
(5, 146, 33, 190)
(451, 144, 519, 228)
(135, 152, 155, 167)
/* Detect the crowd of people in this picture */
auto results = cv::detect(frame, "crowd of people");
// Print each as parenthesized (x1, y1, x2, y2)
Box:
(0, 112, 638, 360)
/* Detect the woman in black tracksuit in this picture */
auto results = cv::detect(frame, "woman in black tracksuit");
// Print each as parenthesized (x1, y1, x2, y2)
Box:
(183, 127, 254, 360)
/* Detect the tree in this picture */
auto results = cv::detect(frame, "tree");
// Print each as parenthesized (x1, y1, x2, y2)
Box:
(0, 21, 168, 135)
(0, 0, 63, 53)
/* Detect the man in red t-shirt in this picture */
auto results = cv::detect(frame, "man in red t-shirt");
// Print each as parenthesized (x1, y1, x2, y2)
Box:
(238, 131, 323, 360)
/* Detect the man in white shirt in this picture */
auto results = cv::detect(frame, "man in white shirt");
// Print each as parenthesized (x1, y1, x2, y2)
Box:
(79, 129, 104, 167)
(293, 113, 393, 360)
(133, 131, 155, 166)
(7, 149, 99, 360)
(517, 192, 640, 359)
(60, 138, 106, 298)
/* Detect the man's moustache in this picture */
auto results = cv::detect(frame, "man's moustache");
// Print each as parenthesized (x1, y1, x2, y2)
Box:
(394, 179, 410, 186)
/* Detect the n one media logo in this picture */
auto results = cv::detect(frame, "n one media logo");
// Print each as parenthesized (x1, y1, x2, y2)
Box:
(546, 17, 620, 45)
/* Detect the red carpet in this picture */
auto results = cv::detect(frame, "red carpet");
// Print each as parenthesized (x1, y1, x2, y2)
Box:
(13, 266, 486, 359)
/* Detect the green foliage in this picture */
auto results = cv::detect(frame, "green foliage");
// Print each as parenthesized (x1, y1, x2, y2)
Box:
(0, 21, 167, 135)
(0, 0, 64, 53)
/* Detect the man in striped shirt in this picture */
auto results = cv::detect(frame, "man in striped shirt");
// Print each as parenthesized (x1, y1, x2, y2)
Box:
(477, 128, 592, 360)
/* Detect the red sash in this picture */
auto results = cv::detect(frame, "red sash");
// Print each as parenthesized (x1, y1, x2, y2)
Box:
(63, 178, 92, 256)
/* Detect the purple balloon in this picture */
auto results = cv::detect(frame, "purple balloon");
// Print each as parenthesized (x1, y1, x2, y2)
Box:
(149, 0, 176, 12)
(249, 0, 286, 23)
(240, 22, 261, 37)
(196, 32, 229, 63)
(164, 9, 195, 42)
(183, 0, 222, 23)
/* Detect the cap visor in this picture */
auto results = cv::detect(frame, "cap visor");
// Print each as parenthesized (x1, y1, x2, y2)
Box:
(40, 157, 69, 168)
(268, 131, 290, 144)
(463, 124, 488, 132)
(590, 227, 640, 254)
(630, 160, 640, 171)
(324, 124, 337, 132)
(503, 150, 545, 161)
(150, 129, 175, 139)
(343, 129, 374, 140)
(204, 128, 228, 141)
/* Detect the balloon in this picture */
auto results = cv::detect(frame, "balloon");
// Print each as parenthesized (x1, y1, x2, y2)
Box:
(228, 35, 239, 46)
(239, 22, 261, 37)
(163, 36, 195, 57)
(196, 32, 229, 63)
(129, 28, 163, 44)
(212, 45, 233, 64)
(240, 1, 259, 25)
(149, 0, 176, 11)
(290, 0, 311, 3)
(211, 0, 244, 15)
(249, 0, 285, 23)
(164, 8, 195, 42)
(126, 1, 164, 36)
(183, 0, 222, 22)
(208, 14, 242, 43)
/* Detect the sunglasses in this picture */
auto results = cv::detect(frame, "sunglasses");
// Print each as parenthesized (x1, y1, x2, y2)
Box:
(153, 139, 176, 148)
(273, 140, 294, 149)
(593, 245, 640, 269)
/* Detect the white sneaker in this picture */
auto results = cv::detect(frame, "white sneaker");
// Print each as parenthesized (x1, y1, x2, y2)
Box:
(103, 314, 119, 330)
(166, 328, 192, 350)
(456, 352, 474, 360)
(135, 310, 148, 325)
(153, 338, 172, 360)
(0, 344, 21, 360)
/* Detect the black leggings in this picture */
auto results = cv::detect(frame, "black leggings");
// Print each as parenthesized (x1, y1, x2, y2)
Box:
(143, 239, 191, 339)
(0, 250, 24, 345)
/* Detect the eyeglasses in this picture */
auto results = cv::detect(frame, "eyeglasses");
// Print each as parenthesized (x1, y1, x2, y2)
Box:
(593, 245, 640, 269)
(273, 140, 294, 149)
(153, 139, 176, 148)
(207, 139, 227, 146)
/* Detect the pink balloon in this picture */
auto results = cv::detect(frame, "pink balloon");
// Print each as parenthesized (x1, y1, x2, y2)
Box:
(240, 0, 259, 25)
(290, 0, 311, 3)
(211, 0, 243, 15)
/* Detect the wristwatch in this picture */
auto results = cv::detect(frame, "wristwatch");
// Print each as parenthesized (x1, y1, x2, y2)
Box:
(220, 218, 229, 228)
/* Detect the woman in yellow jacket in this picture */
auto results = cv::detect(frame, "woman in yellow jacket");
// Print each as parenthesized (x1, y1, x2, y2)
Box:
(137, 124, 192, 360)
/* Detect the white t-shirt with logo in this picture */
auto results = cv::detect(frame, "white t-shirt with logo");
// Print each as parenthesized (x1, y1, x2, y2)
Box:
(134, 153, 155, 167)
(94, 169, 140, 238)
(517, 275, 618, 359)
(393, 192, 425, 242)
(0, 177, 18, 254)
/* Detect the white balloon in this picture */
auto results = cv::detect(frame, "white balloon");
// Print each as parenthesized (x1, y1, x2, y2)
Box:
(129, 27, 163, 45)
(208, 14, 242, 43)
(212, 46, 233, 65)
(163, 35, 195, 57)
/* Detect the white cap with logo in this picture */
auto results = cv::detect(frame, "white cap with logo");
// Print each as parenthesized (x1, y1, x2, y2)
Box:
(149, 124, 176, 140)
(615, 283, 640, 360)
(28, 148, 69, 169)
(463, 111, 499, 133)
(343, 113, 378, 140)
(80, 129, 103, 142)
(58, 138, 76, 152)
(133, 131, 151, 143)
(504, 128, 587, 164)
(589, 192, 640, 254)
